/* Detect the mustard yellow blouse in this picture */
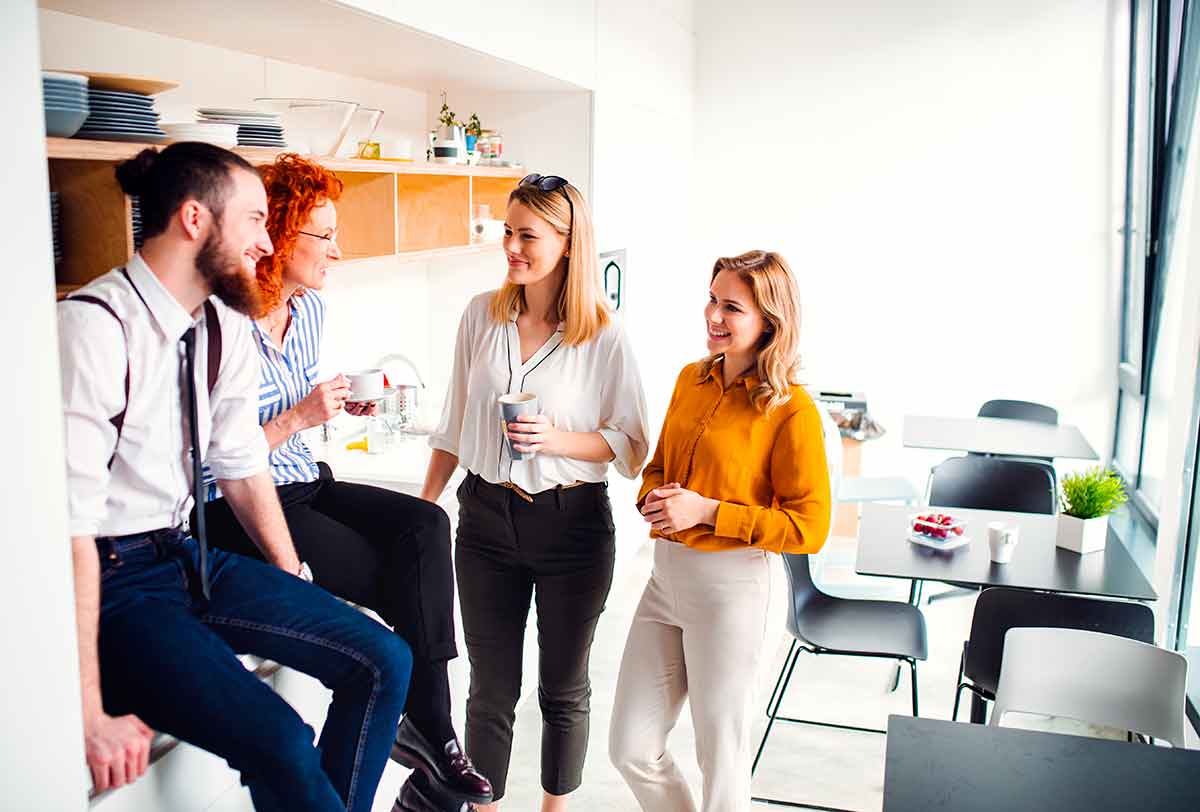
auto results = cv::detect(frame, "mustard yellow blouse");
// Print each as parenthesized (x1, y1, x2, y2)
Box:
(638, 360, 832, 554)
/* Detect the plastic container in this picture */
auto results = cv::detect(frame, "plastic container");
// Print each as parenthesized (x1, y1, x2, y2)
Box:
(909, 512, 967, 541)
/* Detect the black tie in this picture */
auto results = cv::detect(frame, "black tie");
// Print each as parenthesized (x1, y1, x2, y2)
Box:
(182, 327, 211, 599)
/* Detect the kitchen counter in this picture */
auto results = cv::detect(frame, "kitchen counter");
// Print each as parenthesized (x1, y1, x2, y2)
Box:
(308, 431, 466, 505)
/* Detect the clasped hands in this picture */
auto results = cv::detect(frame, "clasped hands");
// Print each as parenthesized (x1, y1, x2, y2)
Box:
(639, 482, 719, 537)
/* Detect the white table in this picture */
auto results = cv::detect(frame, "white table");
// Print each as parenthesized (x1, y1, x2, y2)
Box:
(902, 415, 1098, 459)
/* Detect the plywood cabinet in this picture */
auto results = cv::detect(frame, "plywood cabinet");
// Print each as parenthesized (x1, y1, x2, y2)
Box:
(47, 138, 521, 295)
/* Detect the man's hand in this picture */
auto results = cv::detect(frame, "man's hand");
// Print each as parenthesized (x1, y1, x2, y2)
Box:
(640, 483, 719, 536)
(85, 711, 154, 793)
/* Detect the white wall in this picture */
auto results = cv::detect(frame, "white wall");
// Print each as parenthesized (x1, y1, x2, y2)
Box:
(692, 0, 1124, 492)
(1, 1, 88, 809)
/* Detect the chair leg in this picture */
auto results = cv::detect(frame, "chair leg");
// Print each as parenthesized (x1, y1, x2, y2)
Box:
(752, 643, 802, 775)
(926, 585, 977, 604)
(969, 690, 987, 724)
(887, 663, 901, 693)
(764, 639, 798, 718)
(908, 659, 919, 717)
(950, 642, 967, 721)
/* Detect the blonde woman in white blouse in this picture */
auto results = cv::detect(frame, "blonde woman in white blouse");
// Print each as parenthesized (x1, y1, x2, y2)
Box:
(422, 175, 649, 812)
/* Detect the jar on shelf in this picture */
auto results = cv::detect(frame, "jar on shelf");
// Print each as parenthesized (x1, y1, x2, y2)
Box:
(478, 129, 504, 163)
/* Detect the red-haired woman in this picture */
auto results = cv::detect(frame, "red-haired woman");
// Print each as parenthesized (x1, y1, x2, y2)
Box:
(196, 154, 492, 809)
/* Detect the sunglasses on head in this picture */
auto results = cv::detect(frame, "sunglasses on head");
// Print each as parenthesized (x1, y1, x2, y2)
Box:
(520, 173, 574, 233)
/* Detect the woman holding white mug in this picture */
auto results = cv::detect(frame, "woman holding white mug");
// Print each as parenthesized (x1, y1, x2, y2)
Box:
(423, 174, 649, 812)
(198, 154, 492, 808)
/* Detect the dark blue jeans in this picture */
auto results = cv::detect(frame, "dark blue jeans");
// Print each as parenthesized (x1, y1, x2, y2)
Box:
(96, 529, 411, 812)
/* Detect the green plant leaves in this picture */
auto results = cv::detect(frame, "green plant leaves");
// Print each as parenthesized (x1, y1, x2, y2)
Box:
(1060, 467, 1129, 520)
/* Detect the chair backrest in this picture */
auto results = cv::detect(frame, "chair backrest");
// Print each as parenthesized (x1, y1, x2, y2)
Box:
(991, 627, 1188, 747)
(978, 399, 1059, 425)
(780, 552, 822, 639)
(928, 456, 1056, 514)
(964, 587, 1155, 695)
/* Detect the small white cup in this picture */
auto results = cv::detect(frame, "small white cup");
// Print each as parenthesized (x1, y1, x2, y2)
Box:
(347, 369, 384, 401)
(987, 522, 1020, 564)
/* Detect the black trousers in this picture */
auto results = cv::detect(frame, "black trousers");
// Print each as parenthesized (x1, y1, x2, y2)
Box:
(454, 472, 616, 800)
(198, 463, 458, 735)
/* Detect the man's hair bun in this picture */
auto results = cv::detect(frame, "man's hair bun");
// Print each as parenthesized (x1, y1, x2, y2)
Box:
(114, 148, 160, 197)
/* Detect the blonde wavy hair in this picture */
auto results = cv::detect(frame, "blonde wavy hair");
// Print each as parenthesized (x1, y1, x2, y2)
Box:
(699, 250, 803, 414)
(487, 179, 610, 345)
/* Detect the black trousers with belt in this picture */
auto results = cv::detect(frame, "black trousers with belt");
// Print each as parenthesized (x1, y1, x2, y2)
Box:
(197, 462, 458, 740)
(454, 472, 616, 800)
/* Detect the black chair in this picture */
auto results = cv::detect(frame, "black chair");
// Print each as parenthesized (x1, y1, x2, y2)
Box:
(922, 456, 1057, 604)
(751, 551, 927, 809)
(973, 400, 1060, 470)
(952, 587, 1154, 724)
(928, 455, 1057, 514)
(977, 399, 1059, 425)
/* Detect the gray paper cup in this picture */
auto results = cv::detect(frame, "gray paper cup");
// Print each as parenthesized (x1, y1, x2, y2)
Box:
(499, 393, 539, 461)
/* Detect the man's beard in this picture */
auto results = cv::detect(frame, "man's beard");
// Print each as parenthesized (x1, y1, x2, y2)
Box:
(197, 229, 262, 316)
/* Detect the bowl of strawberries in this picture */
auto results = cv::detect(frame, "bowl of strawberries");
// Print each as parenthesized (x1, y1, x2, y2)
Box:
(908, 512, 969, 550)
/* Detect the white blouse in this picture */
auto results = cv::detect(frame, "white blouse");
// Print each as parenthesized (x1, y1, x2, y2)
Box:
(431, 291, 650, 493)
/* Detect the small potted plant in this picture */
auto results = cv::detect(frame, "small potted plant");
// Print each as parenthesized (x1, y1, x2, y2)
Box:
(1055, 467, 1128, 554)
(433, 92, 465, 163)
(465, 113, 482, 152)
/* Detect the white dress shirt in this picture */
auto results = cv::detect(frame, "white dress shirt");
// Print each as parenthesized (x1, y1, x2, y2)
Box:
(431, 291, 650, 493)
(58, 254, 269, 537)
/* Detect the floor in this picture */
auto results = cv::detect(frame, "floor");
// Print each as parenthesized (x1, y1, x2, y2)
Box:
(461, 534, 977, 812)
(203, 533, 981, 812)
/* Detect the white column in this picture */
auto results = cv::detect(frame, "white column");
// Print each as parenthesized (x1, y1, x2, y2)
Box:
(0, 1, 88, 808)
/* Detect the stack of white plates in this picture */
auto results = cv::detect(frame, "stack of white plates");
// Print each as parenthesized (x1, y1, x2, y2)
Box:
(78, 88, 166, 143)
(43, 71, 90, 138)
(161, 121, 239, 147)
(50, 192, 63, 265)
(196, 108, 287, 148)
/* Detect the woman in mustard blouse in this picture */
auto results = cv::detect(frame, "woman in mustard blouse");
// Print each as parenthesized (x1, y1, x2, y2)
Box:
(608, 250, 832, 812)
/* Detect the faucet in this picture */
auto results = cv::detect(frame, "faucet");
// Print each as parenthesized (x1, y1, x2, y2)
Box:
(374, 353, 426, 388)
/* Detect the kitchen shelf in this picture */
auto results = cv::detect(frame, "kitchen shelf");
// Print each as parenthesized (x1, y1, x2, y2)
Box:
(46, 138, 520, 288)
(45, 139, 526, 178)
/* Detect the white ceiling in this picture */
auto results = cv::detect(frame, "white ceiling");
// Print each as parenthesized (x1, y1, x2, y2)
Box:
(39, 0, 584, 94)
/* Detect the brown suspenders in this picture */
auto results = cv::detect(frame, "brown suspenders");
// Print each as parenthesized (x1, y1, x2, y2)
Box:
(63, 268, 223, 467)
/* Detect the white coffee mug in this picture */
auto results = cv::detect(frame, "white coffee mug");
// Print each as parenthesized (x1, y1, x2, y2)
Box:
(987, 522, 1020, 564)
(347, 369, 384, 401)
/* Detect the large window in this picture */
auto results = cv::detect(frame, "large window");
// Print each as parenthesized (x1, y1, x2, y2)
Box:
(1113, 0, 1198, 527)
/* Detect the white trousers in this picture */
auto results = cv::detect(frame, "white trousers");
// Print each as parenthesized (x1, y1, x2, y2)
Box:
(609, 539, 773, 812)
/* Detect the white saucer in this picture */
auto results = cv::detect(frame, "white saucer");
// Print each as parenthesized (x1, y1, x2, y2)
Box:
(346, 385, 398, 405)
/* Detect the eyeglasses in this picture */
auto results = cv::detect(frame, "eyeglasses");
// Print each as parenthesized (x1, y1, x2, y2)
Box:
(520, 174, 574, 233)
(299, 229, 338, 244)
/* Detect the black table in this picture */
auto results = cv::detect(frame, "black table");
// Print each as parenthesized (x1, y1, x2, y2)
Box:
(856, 504, 1157, 602)
(884, 715, 1200, 811)
(903, 414, 1099, 459)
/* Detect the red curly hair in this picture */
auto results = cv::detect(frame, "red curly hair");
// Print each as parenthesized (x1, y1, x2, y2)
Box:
(255, 153, 343, 317)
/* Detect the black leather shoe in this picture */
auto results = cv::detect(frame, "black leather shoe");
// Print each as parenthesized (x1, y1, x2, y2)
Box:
(392, 770, 475, 812)
(391, 717, 494, 805)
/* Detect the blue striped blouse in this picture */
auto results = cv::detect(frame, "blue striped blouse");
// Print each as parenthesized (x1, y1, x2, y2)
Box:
(203, 291, 325, 500)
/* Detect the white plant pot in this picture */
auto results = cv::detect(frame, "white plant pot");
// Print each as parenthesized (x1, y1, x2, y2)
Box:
(1056, 514, 1109, 554)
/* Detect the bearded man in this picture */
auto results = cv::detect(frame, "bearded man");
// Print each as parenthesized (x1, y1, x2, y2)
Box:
(58, 142, 411, 812)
